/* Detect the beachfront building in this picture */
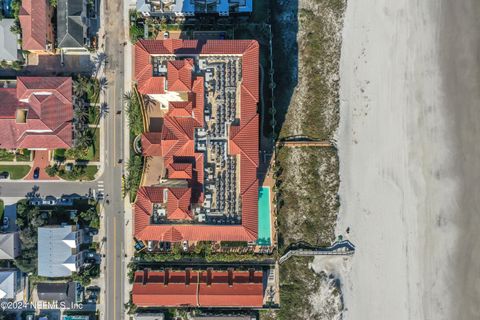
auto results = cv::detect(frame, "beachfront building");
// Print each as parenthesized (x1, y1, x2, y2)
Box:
(136, 0, 252, 17)
(19, 0, 55, 53)
(132, 269, 264, 308)
(37, 225, 86, 278)
(133, 39, 259, 248)
(0, 77, 73, 150)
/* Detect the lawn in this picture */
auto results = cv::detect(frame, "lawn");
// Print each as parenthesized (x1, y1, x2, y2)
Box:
(58, 165, 98, 181)
(15, 149, 31, 161)
(0, 165, 31, 180)
(0, 149, 14, 161)
(56, 128, 100, 162)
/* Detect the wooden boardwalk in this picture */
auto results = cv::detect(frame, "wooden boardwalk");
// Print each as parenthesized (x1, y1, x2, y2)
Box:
(279, 240, 355, 264)
(276, 136, 333, 148)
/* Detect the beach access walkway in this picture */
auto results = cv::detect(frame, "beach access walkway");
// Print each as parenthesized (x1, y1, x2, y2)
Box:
(279, 240, 355, 264)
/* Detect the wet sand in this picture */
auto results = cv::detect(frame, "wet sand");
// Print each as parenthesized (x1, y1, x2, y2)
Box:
(336, 0, 480, 319)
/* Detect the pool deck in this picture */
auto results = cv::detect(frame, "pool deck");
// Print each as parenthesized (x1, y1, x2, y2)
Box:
(260, 164, 277, 249)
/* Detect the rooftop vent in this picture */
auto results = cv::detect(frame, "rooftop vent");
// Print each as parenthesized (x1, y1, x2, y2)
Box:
(206, 268, 213, 287)
(185, 268, 191, 286)
(164, 269, 170, 286)
(227, 268, 234, 287)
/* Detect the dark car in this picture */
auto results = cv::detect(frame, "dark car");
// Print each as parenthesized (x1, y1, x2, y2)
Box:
(33, 167, 40, 179)
(0, 172, 9, 179)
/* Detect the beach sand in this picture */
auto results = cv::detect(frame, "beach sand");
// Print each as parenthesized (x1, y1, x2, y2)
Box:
(336, 0, 480, 319)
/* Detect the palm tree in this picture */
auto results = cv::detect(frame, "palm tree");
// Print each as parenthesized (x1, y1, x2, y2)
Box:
(99, 102, 109, 119)
(75, 129, 93, 150)
(123, 91, 133, 105)
(74, 102, 89, 124)
(143, 94, 156, 112)
(73, 76, 87, 98)
(93, 52, 108, 77)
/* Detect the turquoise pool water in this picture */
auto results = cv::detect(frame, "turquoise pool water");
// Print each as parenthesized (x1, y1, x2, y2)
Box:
(257, 186, 272, 246)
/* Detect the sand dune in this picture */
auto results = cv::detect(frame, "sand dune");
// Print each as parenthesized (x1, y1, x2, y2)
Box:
(336, 0, 480, 319)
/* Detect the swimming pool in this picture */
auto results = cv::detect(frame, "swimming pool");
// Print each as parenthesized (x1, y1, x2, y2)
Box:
(257, 186, 271, 246)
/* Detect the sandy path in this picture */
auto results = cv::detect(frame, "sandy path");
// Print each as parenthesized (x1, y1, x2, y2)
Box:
(336, 0, 480, 319)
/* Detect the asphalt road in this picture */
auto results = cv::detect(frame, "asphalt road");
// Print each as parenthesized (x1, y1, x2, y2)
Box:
(0, 180, 98, 198)
(103, 0, 127, 318)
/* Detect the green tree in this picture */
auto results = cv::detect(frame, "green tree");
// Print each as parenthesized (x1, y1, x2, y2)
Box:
(45, 165, 59, 177)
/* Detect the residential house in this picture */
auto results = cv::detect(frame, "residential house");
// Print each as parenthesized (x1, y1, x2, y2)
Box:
(133, 39, 259, 246)
(0, 269, 22, 300)
(0, 77, 73, 150)
(37, 225, 86, 278)
(37, 281, 79, 305)
(136, 0, 252, 16)
(132, 269, 264, 308)
(0, 19, 19, 61)
(0, 233, 20, 260)
(57, 0, 89, 52)
(19, 0, 54, 53)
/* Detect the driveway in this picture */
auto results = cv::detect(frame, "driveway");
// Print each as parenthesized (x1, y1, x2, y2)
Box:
(24, 150, 58, 181)
(3, 204, 17, 232)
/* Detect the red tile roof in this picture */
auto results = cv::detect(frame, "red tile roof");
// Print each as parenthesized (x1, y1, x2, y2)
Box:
(168, 101, 193, 118)
(0, 77, 73, 149)
(167, 187, 192, 220)
(132, 269, 264, 308)
(141, 132, 163, 156)
(134, 40, 259, 242)
(167, 162, 193, 179)
(167, 59, 194, 92)
(19, 0, 50, 51)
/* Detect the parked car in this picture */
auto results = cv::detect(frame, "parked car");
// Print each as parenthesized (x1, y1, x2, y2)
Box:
(0, 172, 9, 179)
(33, 167, 40, 179)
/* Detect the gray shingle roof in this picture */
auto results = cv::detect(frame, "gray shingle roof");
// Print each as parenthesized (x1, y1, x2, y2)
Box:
(37, 281, 76, 304)
(0, 233, 20, 260)
(0, 270, 16, 299)
(37, 225, 79, 278)
(57, 0, 86, 48)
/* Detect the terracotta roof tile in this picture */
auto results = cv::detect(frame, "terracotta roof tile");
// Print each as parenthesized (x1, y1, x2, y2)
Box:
(167, 162, 193, 179)
(133, 40, 259, 243)
(133, 270, 264, 308)
(0, 77, 73, 149)
(19, 0, 50, 51)
(141, 132, 163, 156)
(167, 59, 194, 92)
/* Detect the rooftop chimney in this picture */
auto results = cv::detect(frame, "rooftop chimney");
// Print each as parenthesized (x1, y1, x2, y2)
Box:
(228, 268, 234, 287)
(143, 268, 148, 285)
(185, 268, 191, 286)
(164, 269, 170, 286)
(248, 268, 255, 283)
(206, 268, 212, 287)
